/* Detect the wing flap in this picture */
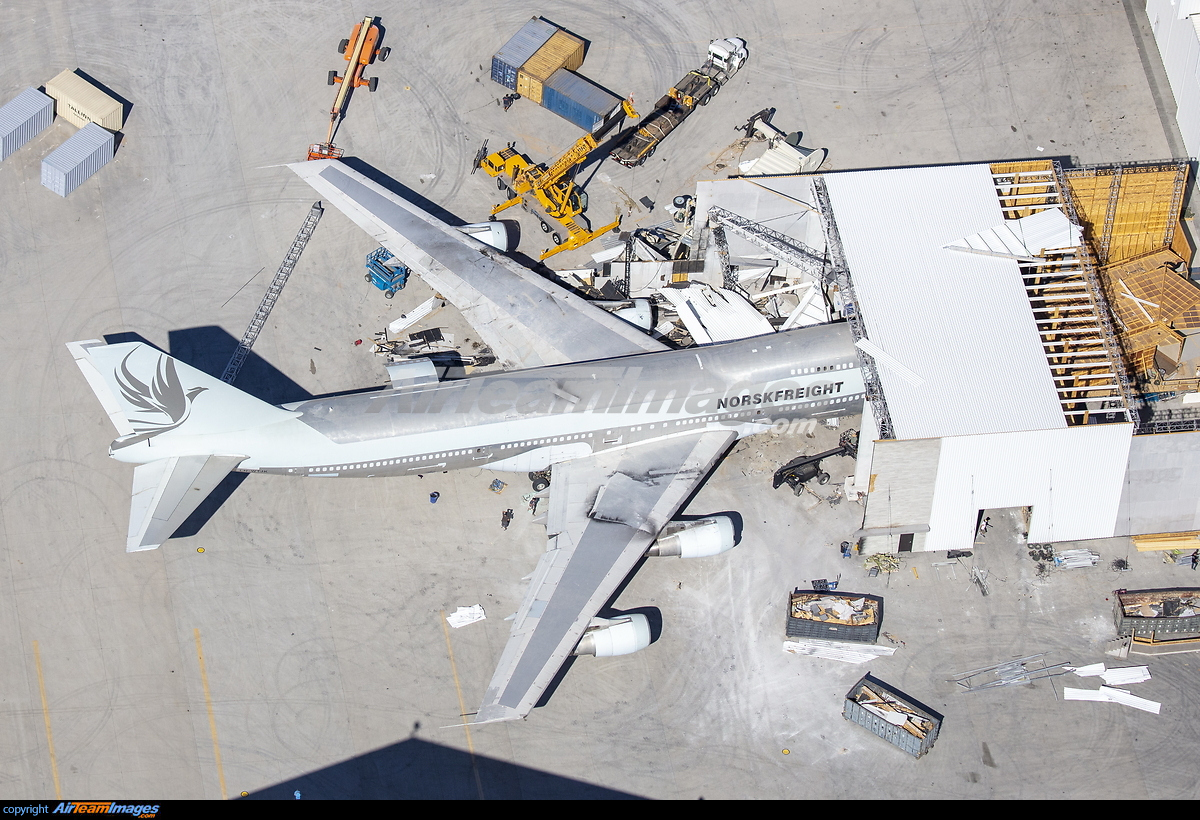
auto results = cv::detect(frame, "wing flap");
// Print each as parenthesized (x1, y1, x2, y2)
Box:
(475, 430, 735, 722)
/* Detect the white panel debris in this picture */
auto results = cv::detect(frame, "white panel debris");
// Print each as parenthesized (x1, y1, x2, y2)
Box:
(446, 605, 486, 628)
(1070, 663, 1107, 677)
(387, 297, 442, 335)
(943, 207, 1081, 261)
(1100, 666, 1151, 686)
(657, 282, 775, 344)
(782, 639, 897, 664)
(1064, 686, 1161, 714)
(1099, 686, 1161, 714)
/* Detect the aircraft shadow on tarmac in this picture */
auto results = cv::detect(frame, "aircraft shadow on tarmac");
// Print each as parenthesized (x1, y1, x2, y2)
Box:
(243, 735, 644, 800)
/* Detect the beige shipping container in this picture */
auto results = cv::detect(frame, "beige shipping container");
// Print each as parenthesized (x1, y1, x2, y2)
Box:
(45, 69, 123, 131)
(521, 30, 585, 81)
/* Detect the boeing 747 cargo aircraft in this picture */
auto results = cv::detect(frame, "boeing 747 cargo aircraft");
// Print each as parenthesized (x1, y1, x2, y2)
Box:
(69, 159, 864, 723)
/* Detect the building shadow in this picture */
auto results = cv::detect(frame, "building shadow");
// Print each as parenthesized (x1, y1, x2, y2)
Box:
(244, 736, 644, 799)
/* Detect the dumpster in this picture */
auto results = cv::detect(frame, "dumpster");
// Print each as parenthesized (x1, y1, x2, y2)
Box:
(843, 674, 942, 758)
(787, 589, 883, 643)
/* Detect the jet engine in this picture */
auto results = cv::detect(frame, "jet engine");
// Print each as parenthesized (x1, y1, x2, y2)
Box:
(647, 516, 736, 558)
(573, 614, 652, 657)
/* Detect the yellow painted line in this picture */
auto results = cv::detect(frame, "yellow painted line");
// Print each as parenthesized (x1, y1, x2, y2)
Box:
(440, 610, 484, 800)
(911, 566, 920, 580)
(32, 641, 61, 798)
(193, 628, 228, 800)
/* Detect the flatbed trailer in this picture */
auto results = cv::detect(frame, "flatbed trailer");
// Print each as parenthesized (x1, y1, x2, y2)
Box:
(610, 38, 746, 167)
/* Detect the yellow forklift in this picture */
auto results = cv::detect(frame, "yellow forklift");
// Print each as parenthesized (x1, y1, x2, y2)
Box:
(478, 99, 637, 261)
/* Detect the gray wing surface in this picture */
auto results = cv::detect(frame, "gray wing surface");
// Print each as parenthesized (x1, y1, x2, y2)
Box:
(290, 159, 667, 370)
(475, 430, 736, 723)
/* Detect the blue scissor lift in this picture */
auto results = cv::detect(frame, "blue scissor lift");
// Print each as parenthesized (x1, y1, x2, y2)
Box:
(364, 246, 409, 298)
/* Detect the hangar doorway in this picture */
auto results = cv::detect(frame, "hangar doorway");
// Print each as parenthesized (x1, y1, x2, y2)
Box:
(974, 506, 1031, 546)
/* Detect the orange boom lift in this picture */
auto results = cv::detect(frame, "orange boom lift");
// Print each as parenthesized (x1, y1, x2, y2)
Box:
(308, 16, 390, 161)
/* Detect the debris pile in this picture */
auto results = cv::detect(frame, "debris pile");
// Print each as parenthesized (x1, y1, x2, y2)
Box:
(1053, 548, 1100, 569)
(790, 593, 877, 626)
(864, 554, 901, 574)
(1121, 592, 1199, 619)
(787, 590, 882, 642)
(851, 684, 935, 741)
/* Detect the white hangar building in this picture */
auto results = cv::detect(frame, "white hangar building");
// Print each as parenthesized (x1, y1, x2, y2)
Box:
(690, 160, 1200, 554)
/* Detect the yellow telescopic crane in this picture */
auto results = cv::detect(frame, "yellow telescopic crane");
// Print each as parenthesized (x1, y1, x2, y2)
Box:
(478, 99, 638, 260)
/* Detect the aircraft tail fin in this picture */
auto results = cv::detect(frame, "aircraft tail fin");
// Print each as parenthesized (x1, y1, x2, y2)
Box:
(67, 339, 294, 551)
(66, 339, 297, 443)
(129, 456, 244, 552)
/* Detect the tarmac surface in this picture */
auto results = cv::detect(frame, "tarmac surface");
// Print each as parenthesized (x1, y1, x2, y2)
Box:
(0, 0, 1196, 800)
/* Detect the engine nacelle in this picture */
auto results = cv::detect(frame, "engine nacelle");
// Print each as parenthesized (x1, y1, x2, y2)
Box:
(647, 516, 736, 558)
(573, 614, 651, 657)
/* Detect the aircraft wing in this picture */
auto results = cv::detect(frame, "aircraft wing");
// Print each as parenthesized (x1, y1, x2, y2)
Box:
(475, 429, 736, 723)
(290, 159, 668, 370)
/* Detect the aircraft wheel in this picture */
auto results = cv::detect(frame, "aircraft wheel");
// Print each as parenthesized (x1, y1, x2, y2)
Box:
(368, 76, 379, 93)
(532, 479, 549, 492)
(552, 233, 563, 245)
(328, 70, 338, 86)
(539, 220, 551, 233)
(338, 39, 349, 53)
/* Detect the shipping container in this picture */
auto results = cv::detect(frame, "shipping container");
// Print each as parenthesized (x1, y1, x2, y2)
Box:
(523, 30, 585, 80)
(491, 17, 558, 91)
(786, 589, 883, 643)
(1114, 587, 1200, 640)
(842, 674, 942, 759)
(541, 68, 622, 132)
(45, 69, 123, 131)
(516, 71, 544, 105)
(41, 122, 114, 196)
(0, 87, 54, 161)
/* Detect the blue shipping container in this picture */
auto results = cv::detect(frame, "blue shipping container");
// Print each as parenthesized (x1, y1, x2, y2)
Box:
(541, 68, 622, 132)
(491, 17, 557, 91)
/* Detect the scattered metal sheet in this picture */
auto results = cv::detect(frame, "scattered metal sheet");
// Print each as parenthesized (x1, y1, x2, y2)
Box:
(949, 653, 1071, 691)
(782, 639, 896, 664)
(446, 605, 486, 628)
(1064, 686, 1161, 714)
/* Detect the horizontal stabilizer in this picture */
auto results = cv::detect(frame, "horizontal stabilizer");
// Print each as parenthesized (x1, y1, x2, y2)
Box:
(129, 455, 245, 552)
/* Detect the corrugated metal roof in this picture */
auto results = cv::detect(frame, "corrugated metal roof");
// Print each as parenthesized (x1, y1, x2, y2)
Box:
(0, 87, 53, 133)
(543, 68, 621, 116)
(494, 18, 557, 69)
(823, 164, 1067, 439)
(43, 121, 112, 172)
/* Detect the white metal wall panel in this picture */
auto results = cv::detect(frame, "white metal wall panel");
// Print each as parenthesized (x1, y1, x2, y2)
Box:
(923, 424, 1134, 551)
(823, 165, 1066, 440)
(1147, 0, 1200, 157)
(1115, 429, 1200, 535)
